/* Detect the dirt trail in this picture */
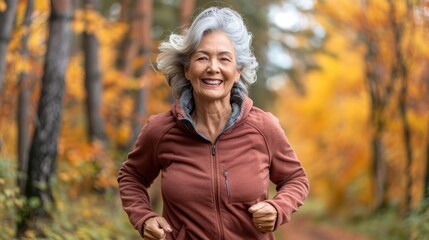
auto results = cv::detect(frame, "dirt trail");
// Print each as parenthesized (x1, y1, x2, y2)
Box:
(278, 216, 372, 240)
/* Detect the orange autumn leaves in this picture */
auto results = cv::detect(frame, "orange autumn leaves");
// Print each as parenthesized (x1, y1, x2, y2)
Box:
(1, 2, 171, 193)
(275, 0, 429, 214)
(2, 0, 428, 216)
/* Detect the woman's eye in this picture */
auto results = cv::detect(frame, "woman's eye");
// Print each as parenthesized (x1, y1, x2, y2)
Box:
(196, 57, 208, 61)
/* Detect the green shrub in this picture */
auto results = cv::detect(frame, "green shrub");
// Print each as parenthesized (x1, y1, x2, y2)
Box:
(407, 200, 429, 240)
(0, 157, 139, 239)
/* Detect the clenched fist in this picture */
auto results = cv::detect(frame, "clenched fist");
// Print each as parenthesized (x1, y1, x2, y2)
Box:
(248, 202, 278, 233)
(143, 217, 172, 240)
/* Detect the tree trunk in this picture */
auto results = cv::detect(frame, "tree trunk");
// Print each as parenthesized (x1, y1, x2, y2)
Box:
(372, 130, 386, 210)
(113, 0, 142, 149)
(388, 0, 413, 213)
(180, 0, 195, 32)
(17, 0, 35, 195)
(17, 0, 72, 236)
(116, 0, 140, 75)
(83, 0, 107, 144)
(425, 119, 429, 200)
(0, 0, 18, 91)
(130, 0, 152, 145)
(118, 0, 130, 22)
(364, 37, 388, 211)
(361, 0, 389, 211)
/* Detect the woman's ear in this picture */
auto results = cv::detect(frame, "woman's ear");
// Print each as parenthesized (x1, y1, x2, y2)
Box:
(184, 67, 189, 80)
(235, 68, 242, 83)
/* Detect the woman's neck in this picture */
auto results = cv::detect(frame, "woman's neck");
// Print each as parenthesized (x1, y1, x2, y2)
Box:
(192, 97, 232, 142)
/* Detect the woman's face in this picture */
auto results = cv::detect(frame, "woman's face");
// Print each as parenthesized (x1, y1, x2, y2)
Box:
(185, 31, 241, 103)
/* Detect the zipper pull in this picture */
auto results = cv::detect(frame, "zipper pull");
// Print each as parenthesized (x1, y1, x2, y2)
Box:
(211, 144, 216, 156)
(224, 170, 231, 198)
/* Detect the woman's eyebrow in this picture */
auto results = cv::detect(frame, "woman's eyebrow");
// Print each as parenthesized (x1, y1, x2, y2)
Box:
(194, 50, 234, 56)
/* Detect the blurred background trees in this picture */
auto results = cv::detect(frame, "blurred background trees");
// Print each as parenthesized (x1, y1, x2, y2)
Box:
(0, 0, 428, 239)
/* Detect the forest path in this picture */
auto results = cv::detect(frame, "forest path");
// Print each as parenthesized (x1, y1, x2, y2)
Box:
(278, 215, 372, 240)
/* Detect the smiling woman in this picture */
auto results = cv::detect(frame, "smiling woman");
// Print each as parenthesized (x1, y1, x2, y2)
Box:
(157, 7, 258, 100)
(118, 6, 309, 240)
(184, 31, 241, 118)
(183, 31, 240, 140)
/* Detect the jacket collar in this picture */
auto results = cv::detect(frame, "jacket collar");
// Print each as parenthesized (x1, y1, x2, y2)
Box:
(172, 84, 253, 135)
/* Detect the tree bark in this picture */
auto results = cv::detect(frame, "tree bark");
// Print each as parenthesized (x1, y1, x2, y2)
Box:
(387, 0, 413, 213)
(372, 130, 386, 210)
(180, 0, 195, 32)
(116, 0, 140, 75)
(17, 0, 72, 236)
(83, 0, 107, 144)
(364, 35, 388, 211)
(17, 0, 35, 195)
(118, 0, 130, 22)
(360, 0, 390, 211)
(425, 119, 429, 200)
(130, 0, 152, 145)
(112, 0, 142, 149)
(0, 0, 18, 91)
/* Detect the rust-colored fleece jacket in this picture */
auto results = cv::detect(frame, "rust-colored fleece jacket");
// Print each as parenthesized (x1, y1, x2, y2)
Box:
(118, 91, 309, 240)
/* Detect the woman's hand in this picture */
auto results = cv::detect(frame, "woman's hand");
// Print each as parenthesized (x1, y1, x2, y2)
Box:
(248, 202, 278, 233)
(143, 217, 172, 240)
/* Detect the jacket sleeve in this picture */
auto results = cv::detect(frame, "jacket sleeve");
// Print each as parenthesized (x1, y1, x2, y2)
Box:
(263, 113, 309, 230)
(117, 116, 163, 237)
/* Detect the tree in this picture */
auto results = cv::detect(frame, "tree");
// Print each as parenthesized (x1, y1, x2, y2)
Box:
(386, 0, 413, 213)
(83, 0, 107, 144)
(285, 0, 429, 214)
(359, 3, 389, 210)
(356, 0, 414, 210)
(130, 0, 153, 144)
(118, 0, 130, 22)
(180, 0, 195, 31)
(111, 0, 145, 148)
(116, 0, 140, 75)
(17, 0, 34, 195)
(360, 0, 415, 213)
(18, 0, 72, 236)
(423, 121, 429, 202)
(0, 0, 18, 91)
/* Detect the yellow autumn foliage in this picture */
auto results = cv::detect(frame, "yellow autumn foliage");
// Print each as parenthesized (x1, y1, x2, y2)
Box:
(0, 0, 6, 12)
(1, 2, 428, 235)
(276, 0, 429, 215)
(276, 25, 373, 212)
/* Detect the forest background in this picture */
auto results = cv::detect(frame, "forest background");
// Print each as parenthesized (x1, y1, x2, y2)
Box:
(0, 0, 428, 239)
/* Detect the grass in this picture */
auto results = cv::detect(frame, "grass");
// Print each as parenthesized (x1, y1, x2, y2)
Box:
(0, 157, 140, 240)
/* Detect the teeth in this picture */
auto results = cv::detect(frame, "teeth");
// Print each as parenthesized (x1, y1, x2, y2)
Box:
(203, 79, 222, 85)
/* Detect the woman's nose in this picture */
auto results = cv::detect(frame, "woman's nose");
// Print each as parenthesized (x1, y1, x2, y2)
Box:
(207, 59, 220, 73)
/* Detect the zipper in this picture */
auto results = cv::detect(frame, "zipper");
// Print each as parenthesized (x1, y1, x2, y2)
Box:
(211, 144, 216, 156)
(211, 142, 225, 240)
(224, 170, 231, 198)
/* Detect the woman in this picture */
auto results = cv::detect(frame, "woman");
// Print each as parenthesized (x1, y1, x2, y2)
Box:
(118, 7, 309, 240)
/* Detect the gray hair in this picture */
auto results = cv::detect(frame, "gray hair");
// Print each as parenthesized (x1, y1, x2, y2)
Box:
(156, 7, 259, 99)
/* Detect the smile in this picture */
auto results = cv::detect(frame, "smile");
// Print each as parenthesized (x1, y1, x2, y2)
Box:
(202, 79, 222, 85)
